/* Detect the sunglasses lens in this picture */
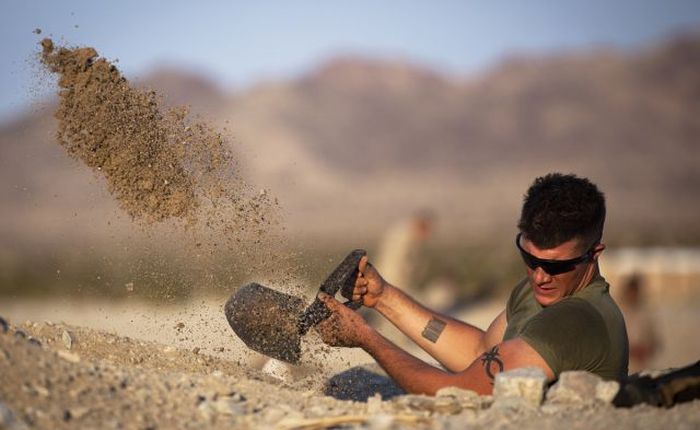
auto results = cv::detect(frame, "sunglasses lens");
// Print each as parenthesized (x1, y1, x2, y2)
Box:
(515, 234, 591, 276)
(520, 255, 534, 270)
(519, 250, 576, 275)
(541, 262, 575, 275)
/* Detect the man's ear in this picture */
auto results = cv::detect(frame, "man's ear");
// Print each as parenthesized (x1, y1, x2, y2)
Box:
(592, 243, 606, 260)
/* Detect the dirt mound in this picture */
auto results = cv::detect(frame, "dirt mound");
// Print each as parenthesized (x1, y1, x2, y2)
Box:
(39, 38, 272, 227)
(2, 319, 699, 429)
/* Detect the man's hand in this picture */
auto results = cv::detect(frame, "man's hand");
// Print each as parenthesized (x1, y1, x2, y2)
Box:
(316, 292, 373, 348)
(352, 255, 388, 308)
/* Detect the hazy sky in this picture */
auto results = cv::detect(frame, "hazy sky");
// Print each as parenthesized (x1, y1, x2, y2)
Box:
(1, 0, 699, 121)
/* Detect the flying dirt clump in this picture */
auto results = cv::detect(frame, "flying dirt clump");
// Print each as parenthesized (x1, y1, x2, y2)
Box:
(39, 38, 267, 226)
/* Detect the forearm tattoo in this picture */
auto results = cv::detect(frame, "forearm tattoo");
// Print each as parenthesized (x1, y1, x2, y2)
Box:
(480, 346, 504, 383)
(421, 317, 446, 343)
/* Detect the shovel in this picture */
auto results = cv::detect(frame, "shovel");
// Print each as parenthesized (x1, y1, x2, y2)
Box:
(224, 249, 366, 364)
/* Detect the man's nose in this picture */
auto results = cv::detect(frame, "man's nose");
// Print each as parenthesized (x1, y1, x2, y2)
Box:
(532, 266, 552, 284)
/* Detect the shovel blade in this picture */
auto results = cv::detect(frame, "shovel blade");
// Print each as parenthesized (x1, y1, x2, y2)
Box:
(224, 283, 305, 364)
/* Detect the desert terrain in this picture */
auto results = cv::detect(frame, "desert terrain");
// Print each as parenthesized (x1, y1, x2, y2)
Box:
(1, 294, 700, 429)
(1, 31, 700, 429)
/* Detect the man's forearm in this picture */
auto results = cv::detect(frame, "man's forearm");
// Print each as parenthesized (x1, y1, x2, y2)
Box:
(373, 284, 487, 371)
(362, 328, 460, 395)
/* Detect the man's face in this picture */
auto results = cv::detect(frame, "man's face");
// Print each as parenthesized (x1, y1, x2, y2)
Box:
(519, 235, 602, 307)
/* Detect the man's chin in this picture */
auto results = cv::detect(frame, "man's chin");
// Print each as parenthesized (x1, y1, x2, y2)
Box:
(533, 288, 561, 307)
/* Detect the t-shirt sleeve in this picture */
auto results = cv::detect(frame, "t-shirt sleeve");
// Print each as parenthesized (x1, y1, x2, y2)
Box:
(517, 298, 610, 377)
(506, 278, 529, 324)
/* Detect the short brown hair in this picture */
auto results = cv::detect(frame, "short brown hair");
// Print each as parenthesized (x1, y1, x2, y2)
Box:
(518, 173, 606, 249)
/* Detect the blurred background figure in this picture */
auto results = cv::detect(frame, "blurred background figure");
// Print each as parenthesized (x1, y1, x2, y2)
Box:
(619, 274, 661, 374)
(375, 210, 435, 300)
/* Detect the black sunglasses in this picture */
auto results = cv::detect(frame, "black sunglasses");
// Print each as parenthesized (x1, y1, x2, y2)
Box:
(515, 233, 597, 275)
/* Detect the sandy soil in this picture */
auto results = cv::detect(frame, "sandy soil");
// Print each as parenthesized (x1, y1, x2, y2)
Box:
(1, 297, 699, 429)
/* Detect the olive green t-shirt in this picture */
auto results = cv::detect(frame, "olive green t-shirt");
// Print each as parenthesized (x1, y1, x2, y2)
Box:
(503, 275, 629, 380)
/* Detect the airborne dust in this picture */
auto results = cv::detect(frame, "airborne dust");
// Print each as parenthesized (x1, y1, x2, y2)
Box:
(37, 38, 334, 366)
(40, 37, 273, 227)
(37, 37, 304, 283)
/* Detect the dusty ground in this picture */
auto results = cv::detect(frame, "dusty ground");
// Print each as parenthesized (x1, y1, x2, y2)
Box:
(1, 297, 699, 429)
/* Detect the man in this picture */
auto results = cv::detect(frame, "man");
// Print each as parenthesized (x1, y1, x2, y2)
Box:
(317, 173, 628, 395)
(619, 274, 660, 373)
(375, 210, 434, 295)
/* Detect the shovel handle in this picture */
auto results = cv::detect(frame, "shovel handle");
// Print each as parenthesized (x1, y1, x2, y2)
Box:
(298, 249, 367, 334)
(298, 296, 362, 335)
(319, 249, 367, 298)
(344, 300, 362, 310)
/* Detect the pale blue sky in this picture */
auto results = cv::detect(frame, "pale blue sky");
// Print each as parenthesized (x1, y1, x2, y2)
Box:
(1, 0, 699, 121)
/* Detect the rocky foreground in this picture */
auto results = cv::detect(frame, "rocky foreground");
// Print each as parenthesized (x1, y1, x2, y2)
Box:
(0, 317, 699, 429)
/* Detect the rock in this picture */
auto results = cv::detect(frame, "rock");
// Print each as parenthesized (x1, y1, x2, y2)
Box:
(366, 393, 383, 414)
(436, 386, 483, 410)
(57, 350, 81, 363)
(493, 367, 547, 407)
(367, 413, 395, 430)
(260, 406, 288, 424)
(212, 398, 246, 416)
(0, 316, 8, 333)
(197, 402, 215, 423)
(0, 401, 29, 430)
(261, 359, 292, 382)
(14, 330, 26, 339)
(27, 337, 42, 348)
(392, 393, 462, 414)
(489, 395, 538, 414)
(392, 394, 434, 412)
(432, 396, 464, 415)
(596, 380, 621, 403)
(436, 386, 472, 397)
(0, 401, 14, 424)
(62, 330, 73, 350)
(306, 404, 329, 417)
(197, 391, 248, 420)
(545, 371, 620, 405)
(34, 385, 50, 397)
(69, 407, 90, 419)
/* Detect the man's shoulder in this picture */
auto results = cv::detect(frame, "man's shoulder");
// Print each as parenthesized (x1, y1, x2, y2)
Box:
(539, 297, 606, 326)
(506, 278, 534, 319)
(519, 298, 611, 376)
(508, 277, 531, 305)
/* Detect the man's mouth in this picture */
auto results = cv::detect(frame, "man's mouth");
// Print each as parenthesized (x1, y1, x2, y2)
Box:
(534, 284, 556, 295)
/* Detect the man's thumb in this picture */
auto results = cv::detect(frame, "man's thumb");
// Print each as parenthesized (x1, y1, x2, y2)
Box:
(317, 292, 339, 309)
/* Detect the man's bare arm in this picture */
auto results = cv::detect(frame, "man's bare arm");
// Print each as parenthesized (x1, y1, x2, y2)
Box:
(316, 292, 533, 396)
(354, 256, 507, 371)
(362, 329, 553, 395)
(374, 284, 507, 372)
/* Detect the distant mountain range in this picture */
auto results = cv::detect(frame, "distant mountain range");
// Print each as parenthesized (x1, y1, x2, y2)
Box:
(1, 32, 699, 255)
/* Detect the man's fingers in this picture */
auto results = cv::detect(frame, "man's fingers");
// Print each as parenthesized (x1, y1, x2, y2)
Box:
(358, 256, 369, 274)
(317, 292, 342, 311)
(351, 284, 367, 303)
